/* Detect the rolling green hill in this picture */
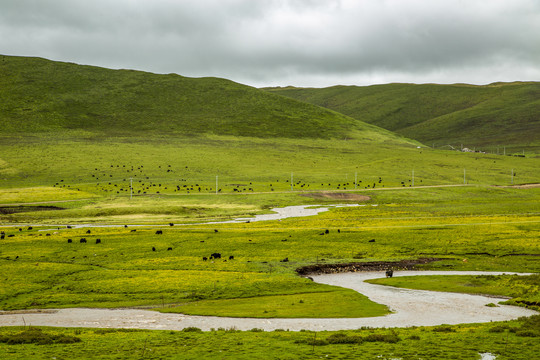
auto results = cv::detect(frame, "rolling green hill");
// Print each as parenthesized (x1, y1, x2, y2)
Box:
(0, 55, 404, 142)
(265, 82, 540, 152)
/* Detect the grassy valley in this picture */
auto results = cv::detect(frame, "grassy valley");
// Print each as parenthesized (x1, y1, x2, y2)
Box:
(265, 82, 540, 152)
(0, 56, 539, 359)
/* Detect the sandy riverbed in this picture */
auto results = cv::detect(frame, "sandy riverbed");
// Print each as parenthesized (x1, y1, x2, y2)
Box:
(0, 271, 535, 331)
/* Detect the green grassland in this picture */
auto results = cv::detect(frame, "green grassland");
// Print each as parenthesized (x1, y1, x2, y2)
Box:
(1, 316, 539, 359)
(265, 82, 540, 152)
(1, 134, 538, 225)
(0, 55, 401, 141)
(1, 186, 538, 314)
(1, 55, 539, 358)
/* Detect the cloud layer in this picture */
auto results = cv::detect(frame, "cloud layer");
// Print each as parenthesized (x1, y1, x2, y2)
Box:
(2, 0, 539, 87)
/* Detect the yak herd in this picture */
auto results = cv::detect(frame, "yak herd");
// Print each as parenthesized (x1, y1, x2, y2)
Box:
(61, 227, 238, 261)
(1, 227, 236, 262)
(49, 162, 423, 196)
(1, 227, 396, 278)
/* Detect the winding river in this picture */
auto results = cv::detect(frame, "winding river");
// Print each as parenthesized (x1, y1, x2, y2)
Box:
(0, 271, 536, 331)
(1, 204, 537, 330)
(27, 203, 371, 230)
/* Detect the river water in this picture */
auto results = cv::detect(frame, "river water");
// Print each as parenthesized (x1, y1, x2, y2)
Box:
(0, 271, 535, 331)
(2, 204, 536, 330)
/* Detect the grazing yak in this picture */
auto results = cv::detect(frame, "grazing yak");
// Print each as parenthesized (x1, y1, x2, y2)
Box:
(385, 269, 394, 278)
(210, 253, 221, 259)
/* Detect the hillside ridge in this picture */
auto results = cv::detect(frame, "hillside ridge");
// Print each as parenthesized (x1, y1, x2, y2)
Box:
(265, 82, 540, 150)
(0, 55, 405, 143)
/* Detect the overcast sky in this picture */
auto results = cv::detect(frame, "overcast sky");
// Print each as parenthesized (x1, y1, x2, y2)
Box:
(1, 0, 539, 87)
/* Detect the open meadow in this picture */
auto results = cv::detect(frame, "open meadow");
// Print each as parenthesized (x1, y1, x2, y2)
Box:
(1, 56, 539, 359)
(1, 134, 539, 359)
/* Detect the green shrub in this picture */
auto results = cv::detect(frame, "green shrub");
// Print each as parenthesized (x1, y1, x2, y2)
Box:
(488, 325, 509, 333)
(515, 315, 540, 337)
(297, 332, 401, 346)
(519, 315, 540, 329)
(0, 328, 81, 345)
(182, 327, 202, 332)
(516, 330, 538, 337)
(433, 325, 456, 333)
(326, 333, 363, 344)
(363, 333, 401, 343)
(301, 338, 329, 346)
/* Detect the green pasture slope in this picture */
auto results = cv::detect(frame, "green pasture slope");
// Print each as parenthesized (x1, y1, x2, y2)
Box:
(265, 82, 540, 152)
(0, 55, 393, 140)
(1, 55, 539, 359)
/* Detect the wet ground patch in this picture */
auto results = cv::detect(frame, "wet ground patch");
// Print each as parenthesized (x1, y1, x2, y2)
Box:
(296, 258, 442, 276)
(0, 205, 65, 214)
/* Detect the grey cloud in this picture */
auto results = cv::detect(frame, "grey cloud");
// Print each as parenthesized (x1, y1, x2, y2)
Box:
(0, 0, 539, 87)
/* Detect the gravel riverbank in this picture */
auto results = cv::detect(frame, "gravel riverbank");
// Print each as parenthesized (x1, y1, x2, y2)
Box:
(0, 271, 536, 331)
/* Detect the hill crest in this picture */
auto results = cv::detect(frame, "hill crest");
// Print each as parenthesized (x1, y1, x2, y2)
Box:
(264, 81, 540, 150)
(0, 55, 407, 144)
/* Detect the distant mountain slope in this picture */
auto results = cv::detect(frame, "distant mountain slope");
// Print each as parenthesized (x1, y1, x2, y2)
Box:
(265, 82, 540, 149)
(0, 55, 406, 143)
